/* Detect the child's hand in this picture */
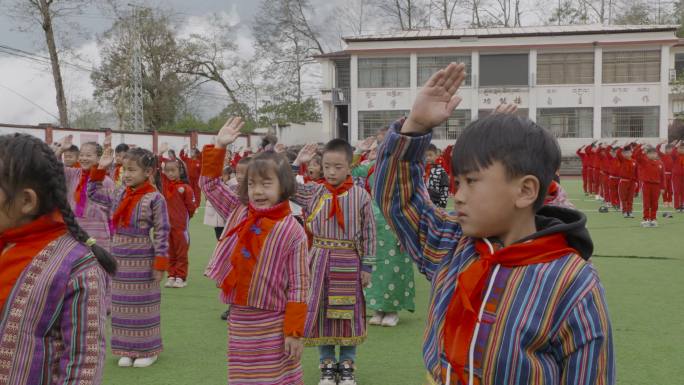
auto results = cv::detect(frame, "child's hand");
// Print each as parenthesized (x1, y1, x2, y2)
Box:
(294, 143, 317, 166)
(275, 143, 287, 153)
(403, 62, 465, 134)
(361, 271, 372, 288)
(216, 117, 244, 148)
(493, 103, 518, 115)
(159, 142, 169, 156)
(153, 270, 164, 282)
(98, 147, 114, 170)
(103, 132, 112, 149)
(284, 337, 303, 361)
(357, 137, 375, 152)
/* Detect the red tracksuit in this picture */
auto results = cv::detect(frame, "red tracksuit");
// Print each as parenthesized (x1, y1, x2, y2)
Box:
(585, 146, 599, 195)
(605, 149, 621, 208)
(656, 144, 674, 204)
(162, 175, 196, 280)
(180, 149, 202, 210)
(672, 148, 684, 210)
(635, 153, 664, 221)
(598, 147, 611, 201)
(616, 148, 637, 214)
(577, 147, 590, 194)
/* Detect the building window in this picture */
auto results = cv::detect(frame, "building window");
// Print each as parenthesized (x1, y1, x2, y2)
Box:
(536, 108, 593, 138)
(537, 53, 594, 85)
(358, 58, 410, 88)
(432, 110, 472, 140)
(480, 54, 529, 87)
(418, 56, 472, 86)
(478, 108, 529, 120)
(674, 53, 684, 81)
(358, 110, 409, 139)
(602, 51, 660, 84)
(601, 107, 659, 137)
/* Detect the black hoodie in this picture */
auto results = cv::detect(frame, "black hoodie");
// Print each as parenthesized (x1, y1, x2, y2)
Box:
(512, 206, 594, 260)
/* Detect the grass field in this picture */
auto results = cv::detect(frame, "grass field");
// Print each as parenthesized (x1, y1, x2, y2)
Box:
(101, 178, 684, 385)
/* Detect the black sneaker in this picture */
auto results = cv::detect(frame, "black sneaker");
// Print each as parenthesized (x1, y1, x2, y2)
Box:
(220, 309, 229, 321)
(338, 361, 357, 385)
(318, 360, 337, 385)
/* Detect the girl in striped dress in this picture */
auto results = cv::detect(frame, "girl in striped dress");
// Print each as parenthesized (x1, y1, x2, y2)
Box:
(202, 117, 310, 385)
(53, 135, 115, 252)
(0, 133, 117, 385)
(89, 147, 170, 368)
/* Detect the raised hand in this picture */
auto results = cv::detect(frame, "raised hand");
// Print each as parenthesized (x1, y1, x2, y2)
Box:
(403, 62, 466, 134)
(275, 143, 287, 153)
(158, 142, 169, 156)
(493, 103, 518, 115)
(357, 137, 375, 152)
(103, 132, 112, 149)
(98, 147, 114, 170)
(216, 117, 244, 148)
(294, 143, 317, 166)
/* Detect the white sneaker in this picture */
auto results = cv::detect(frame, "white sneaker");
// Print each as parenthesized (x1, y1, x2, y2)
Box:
(118, 357, 133, 367)
(164, 277, 175, 288)
(640, 220, 650, 227)
(381, 312, 400, 327)
(650, 220, 658, 227)
(173, 278, 187, 288)
(369, 310, 384, 325)
(133, 356, 158, 368)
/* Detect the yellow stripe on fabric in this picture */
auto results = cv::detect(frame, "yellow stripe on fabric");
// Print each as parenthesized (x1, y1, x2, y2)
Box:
(328, 296, 356, 305)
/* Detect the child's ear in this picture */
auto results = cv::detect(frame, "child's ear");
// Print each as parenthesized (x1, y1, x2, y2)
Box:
(515, 175, 540, 210)
(17, 188, 40, 216)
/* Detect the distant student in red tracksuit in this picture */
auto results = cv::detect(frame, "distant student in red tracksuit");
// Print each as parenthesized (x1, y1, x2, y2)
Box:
(635, 146, 664, 227)
(180, 146, 202, 210)
(576, 145, 590, 195)
(606, 146, 621, 209)
(671, 141, 684, 213)
(161, 158, 196, 288)
(585, 143, 599, 197)
(656, 142, 674, 208)
(617, 145, 637, 218)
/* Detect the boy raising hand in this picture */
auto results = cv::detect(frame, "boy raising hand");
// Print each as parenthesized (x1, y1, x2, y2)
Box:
(374, 63, 614, 385)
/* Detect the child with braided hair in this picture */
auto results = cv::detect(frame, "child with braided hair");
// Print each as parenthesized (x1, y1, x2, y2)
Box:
(88, 147, 170, 368)
(0, 133, 116, 385)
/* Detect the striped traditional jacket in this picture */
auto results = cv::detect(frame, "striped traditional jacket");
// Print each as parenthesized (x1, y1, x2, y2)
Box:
(0, 235, 109, 385)
(374, 123, 615, 385)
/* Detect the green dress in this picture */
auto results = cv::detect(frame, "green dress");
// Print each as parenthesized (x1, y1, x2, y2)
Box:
(353, 162, 416, 313)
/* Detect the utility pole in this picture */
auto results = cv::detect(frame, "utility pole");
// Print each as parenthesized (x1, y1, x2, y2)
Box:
(129, 3, 145, 131)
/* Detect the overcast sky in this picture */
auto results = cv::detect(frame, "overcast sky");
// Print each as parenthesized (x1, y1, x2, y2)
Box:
(0, 0, 340, 125)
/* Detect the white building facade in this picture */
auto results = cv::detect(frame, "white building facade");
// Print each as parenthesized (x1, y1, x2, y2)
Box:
(317, 25, 684, 156)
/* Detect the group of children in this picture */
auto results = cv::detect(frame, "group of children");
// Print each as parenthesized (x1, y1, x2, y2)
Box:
(0, 60, 616, 385)
(577, 140, 684, 227)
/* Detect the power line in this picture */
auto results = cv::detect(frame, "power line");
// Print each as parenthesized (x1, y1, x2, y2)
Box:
(0, 43, 94, 72)
(0, 82, 60, 120)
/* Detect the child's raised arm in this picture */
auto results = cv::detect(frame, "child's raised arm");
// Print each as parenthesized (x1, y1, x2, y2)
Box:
(373, 63, 465, 281)
(88, 148, 122, 208)
(200, 117, 244, 219)
(290, 143, 322, 208)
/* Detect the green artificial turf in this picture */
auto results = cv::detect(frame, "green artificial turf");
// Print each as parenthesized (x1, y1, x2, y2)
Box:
(101, 178, 684, 385)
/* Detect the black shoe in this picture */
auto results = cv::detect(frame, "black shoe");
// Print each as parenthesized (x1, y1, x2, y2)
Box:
(220, 309, 229, 321)
(318, 360, 337, 385)
(338, 361, 357, 385)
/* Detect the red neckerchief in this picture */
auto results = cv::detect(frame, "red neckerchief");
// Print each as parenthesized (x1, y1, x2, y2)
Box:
(323, 176, 354, 231)
(365, 164, 376, 194)
(443, 233, 577, 385)
(544, 180, 560, 205)
(424, 163, 433, 182)
(73, 167, 92, 217)
(220, 201, 292, 305)
(112, 182, 156, 229)
(0, 211, 67, 311)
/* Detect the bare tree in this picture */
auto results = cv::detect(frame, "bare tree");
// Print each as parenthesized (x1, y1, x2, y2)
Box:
(431, 0, 461, 28)
(5, 0, 94, 127)
(333, 0, 370, 35)
(373, 0, 431, 30)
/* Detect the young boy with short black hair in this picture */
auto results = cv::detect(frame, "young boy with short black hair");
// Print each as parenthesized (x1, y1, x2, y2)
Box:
(425, 144, 450, 208)
(292, 139, 376, 385)
(62, 144, 80, 167)
(374, 63, 614, 385)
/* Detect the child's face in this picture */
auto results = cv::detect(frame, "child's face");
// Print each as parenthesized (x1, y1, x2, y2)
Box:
(307, 159, 322, 179)
(62, 151, 79, 167)
(122, 159, 153, 188)
(623, 150, 632, 159)
(322, 151, 351, 187)
(79, 144, 100, 169)
(247, 168, 281, 209)
(163, 162, 180, 181)
(115, 151, 126, 166)
(425, 150, 438, 165)
(646, 151, 658, 160)
(236, 164, 248, 182)
(453, 161, 537, 241)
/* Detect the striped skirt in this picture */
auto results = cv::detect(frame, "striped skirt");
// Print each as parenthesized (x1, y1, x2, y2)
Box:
(228, 305, 303, 385)
(110, 234, 163, 358)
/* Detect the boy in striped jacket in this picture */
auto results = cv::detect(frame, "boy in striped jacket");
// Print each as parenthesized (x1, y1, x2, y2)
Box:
(374, 62, 614, 385)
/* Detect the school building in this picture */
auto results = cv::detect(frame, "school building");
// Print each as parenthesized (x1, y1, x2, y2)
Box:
(316, 24, 684, 157)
